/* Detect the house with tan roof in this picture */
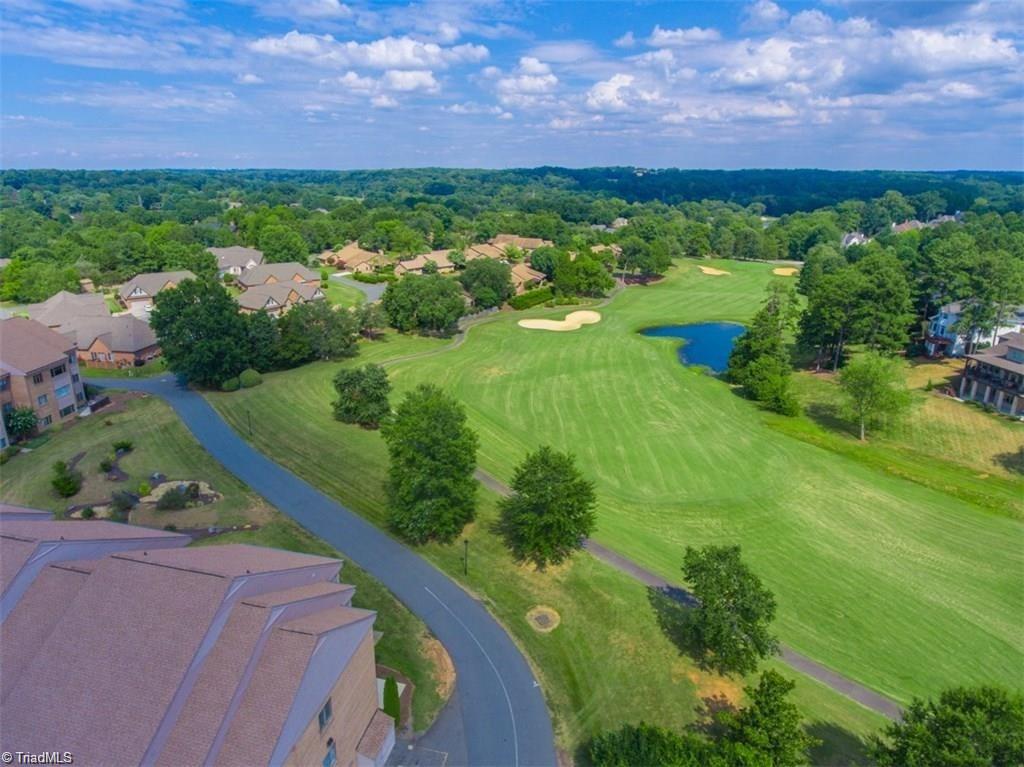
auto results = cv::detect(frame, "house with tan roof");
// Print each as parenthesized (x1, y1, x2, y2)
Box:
(65, 315, 161, 369)
(25, 290, 109, 329)
(118, 270, 196, 317)
(237, 282, 325, 316)
(491, 234, 554, 252)
(238, 262, 320, 289)
(0, 516, 395, 767)
(510, 263, 546, 295)
(208, 246, 265, 277)
(320, 242, 388, 274)
(464, 243, 507, 261)
(394, 250, 455, 276)
(959, 331, 1024, 416)
(0, 318, 86, 436)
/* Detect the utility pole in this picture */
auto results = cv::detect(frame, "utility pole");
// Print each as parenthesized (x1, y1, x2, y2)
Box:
(464, 539, 469, 576)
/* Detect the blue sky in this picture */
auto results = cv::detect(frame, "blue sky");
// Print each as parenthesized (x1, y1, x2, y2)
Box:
(2, 0, 1022, 170)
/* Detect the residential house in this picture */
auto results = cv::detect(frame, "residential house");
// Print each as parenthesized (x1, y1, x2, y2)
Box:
(491, 234, 554, 253)
(611, 217, 629, 230)
(925, 301, 1024, 357)
(78, 278, 96, 293)
(510, 263, 546, 295)
(891, 219, 927, 234)
(65, 315, 160, 369)
(209, 246, 265, 277)
(238, 262, 320, 290)
(0, 504, 52, 521)
(25, 290, 109, 329)
(958, 331, 1024, 416)
(0, 318, 86, 433)
(118, 270, 196, 317)
(394, 250, 455, 276)
(0, 517, 396, 767)
(464, 243, 506, 261)
(237, 282, 325, 316)
(840, 232, 870, 248)
(320, 242, 383, 272)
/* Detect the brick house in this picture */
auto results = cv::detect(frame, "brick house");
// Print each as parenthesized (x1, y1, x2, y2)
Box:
(237, 282, 325, 316)
(67, 315, 161, 369)
(0, 318, 86, 434)
(118, 270, 196, 317)
(0, 517, 395, 767)
(208, 246, 265, 277)
(238, 263, 320, 289)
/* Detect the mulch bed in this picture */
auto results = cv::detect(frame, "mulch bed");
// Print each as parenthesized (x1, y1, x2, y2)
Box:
(377, 664, 416, 737)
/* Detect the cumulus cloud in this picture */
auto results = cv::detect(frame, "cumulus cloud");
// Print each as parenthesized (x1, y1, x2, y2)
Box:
(614, 31, 636, 49)
(249, 31, 488, 70)
(235, 73, 264, 84)
(371, 94, 398, 108)
(383, 69, 439, 92)
(742, 0, 789, 31)
(254, 0, 352, 19)
(493, 56, 559, 106)
(647, 25, 721, 47)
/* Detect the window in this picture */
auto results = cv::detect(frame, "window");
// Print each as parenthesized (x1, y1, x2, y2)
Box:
(37, 394, 48, 406)
(55, 385, 71, 399)
(59, 405, 76, 418)
(40, 415, 52, 427)
(32, 373, 44, 385)
(317, 698, 333, 732)
(90, 352, 99, 361)
(50, 364, 66, 378)
(76, 391, 85, 402)
(72, 374, 80, 383)
(322, 739, 337, 767)
(0, 377, 8, 391)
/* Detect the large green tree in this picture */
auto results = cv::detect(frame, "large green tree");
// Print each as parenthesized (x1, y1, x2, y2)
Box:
(4, 406, 38, 443)
(332, 363, 391, 428)
(259, 224, 308, 263)
(870, 686, 1023, 767)
(728, 283, 800, 415)
(838, 352, 911, 441)
(459, 258, 513, 309)
(276, 301, 359, 367)
(681, 544, 779, 675)
(382, 384, 479, 544)
(498, 446, 597, 569)
(150, 278, 248, 387)
(381, 274, 465, 335)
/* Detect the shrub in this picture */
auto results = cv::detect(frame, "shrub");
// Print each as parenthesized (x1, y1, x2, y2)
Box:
(383, 677, 401, 725)
(221, 377, 240, 392)
(51, 460, 83, 498)
(99, 457, 114, 473)
(156, 487, 188, 510)
(80, 507, 95, 519)
(138, 481, 151, 496)
(509, 286, 554, 310)
(110, 491, 135, 513)
(186, 482, 201, 500)
(0, 446, 17, 465)
(239, 368, 262, 388)
(113, 439, 134, 452)
(320, 268, 330, 286)
(163, 524, 178, 531)
(352, 271, 395, 284)
(223, 272, 236, 284)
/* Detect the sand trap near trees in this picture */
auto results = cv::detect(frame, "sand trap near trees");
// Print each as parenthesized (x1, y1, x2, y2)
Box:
(518, 310, 601, 332)
(773, 267, 799, 276)
(698, 265, 730, 276)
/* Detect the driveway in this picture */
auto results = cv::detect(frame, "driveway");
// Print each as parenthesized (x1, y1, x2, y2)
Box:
(332, 273, 386, 302)
(91, 376, 556, 767)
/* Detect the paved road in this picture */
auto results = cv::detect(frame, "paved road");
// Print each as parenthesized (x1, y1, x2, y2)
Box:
(479, 472, 904, 721)
(331, 273, 386, 302)
(92, 377, 556, 767)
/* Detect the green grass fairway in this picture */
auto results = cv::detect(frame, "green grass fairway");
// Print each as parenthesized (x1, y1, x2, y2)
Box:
(323, 279, 365, 309)
(212, 260, 1022, 715)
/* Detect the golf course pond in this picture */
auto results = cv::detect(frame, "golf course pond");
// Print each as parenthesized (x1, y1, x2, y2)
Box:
(639, 322, 746, 373)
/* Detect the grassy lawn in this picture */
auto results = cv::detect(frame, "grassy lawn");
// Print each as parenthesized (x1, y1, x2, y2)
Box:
(0, 395, 271, 526)
(207, 259, 1022, 720)
(323, 280, 365, 309)
(207, 325, 893, 757)
(192, 518, 448, 731)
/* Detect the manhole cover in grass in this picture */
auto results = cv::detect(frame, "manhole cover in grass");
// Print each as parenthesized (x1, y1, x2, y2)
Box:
(526, 606, 560, 633)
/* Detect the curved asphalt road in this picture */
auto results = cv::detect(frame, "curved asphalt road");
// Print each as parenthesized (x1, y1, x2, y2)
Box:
(93, 376, 556, 767)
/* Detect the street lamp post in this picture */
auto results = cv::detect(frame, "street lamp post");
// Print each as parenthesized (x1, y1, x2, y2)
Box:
(464, 539, 469, 576)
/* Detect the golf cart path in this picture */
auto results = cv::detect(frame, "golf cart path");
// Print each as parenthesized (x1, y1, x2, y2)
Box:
(476, 469, 903, 721)
(92, 376, 556, 767)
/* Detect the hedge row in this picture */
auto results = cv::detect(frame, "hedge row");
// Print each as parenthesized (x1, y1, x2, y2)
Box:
(352, 271, 396, 284)
(509, 286, 554, 310)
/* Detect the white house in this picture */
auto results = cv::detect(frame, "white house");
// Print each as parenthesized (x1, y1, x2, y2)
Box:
(925, 301, 1024, 357)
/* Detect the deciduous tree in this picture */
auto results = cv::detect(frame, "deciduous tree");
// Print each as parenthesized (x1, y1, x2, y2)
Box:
(332, 364, 391, 428)
(838, 352, 911, 441)
(459, 258, 513, 309)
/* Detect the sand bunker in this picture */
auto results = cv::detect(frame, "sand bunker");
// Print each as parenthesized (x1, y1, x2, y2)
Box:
(518, 310, 601, 332)
(772, 267, 799, 276)
(526, 605, 561, 633)
(698, 265, 730, 276)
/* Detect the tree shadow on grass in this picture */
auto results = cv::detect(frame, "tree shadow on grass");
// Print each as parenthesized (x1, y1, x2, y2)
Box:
(995, 449, 1024, 475)
(804, 401, 859, 438)
(647, 585, 708, 668)
(806, 722, 874, 766)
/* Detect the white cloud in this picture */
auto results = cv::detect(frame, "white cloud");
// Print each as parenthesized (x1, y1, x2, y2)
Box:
(518, 56, 551, 75)
(789, 10, 834, 36)
(444, 102, 504, 115)
(889, 28, 1018, 73)
(235, 73, 264, 85)
(614, 31, 636, 49)
(255, 0, 352, 19)
(321, 71, 378, 91)
(42, 83, 239, 115)
(371, 94, 398, 108)
(647, 25, 721, 47)
(741, 0, 789, 31)
(383, 69, 439, 92)
(586, 73, 635, 111)
(249, 31, 488, 70)
(493, 56, 559, 106)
